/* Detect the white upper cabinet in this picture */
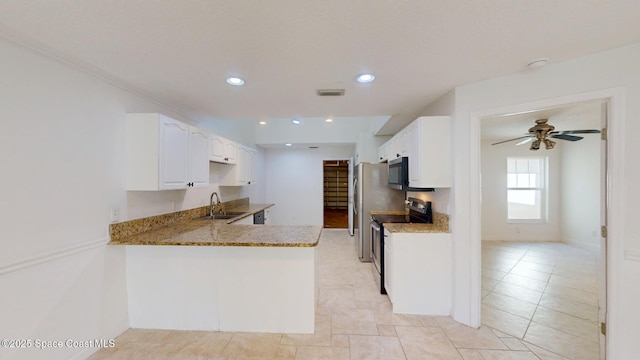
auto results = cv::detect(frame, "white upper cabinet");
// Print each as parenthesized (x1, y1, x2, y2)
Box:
(127, 113, 209, 190)
(386, 128, 410, 162)
(209, 134, 237, 164)
(379, 116, 451, 188)
(377, 141, 388, 163)
(219, 144, 256, 186)
(188, 126, 210, 187)
(408, 116, 450, 188)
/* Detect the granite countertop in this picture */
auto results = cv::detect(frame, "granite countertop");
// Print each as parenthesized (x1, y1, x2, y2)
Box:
(383, 223, 449, 234)
(370, 209, 450, 234)
(108, 204, 321, 247)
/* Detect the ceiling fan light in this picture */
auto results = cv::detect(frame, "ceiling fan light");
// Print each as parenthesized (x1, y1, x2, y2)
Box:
(530, 139, 541, 150)
(544, 139, 556, 149)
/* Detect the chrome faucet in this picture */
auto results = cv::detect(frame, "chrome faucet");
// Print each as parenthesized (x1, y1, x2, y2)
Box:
(210, 192, 221, 217)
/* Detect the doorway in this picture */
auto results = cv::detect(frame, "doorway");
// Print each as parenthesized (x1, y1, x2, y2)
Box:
(479, 100, 607, 359)
(323, 160, 349, 228)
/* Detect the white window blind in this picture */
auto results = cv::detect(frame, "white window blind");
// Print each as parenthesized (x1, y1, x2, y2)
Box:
(507, 157, 546, 221)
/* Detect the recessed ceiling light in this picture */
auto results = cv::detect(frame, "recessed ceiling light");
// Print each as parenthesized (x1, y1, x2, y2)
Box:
(285, 143, 293, 147)
(259, 121, 267, 125)
(292, 119, 301, 125)
(356, 73, 375, 83)
(226, 77, 245, 86)
(325, 118, 333, 123)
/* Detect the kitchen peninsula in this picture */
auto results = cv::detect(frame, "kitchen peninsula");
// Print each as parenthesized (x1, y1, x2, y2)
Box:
(109, 199, 321, 334)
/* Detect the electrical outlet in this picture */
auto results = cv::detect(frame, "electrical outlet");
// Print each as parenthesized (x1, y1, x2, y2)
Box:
(110, 208, 120, 222)
(515, 227, 520, 234)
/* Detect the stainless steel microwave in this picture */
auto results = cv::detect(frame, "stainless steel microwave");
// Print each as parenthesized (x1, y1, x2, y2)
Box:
(388, 157, 435, 191)
(388, 157, 409, 190)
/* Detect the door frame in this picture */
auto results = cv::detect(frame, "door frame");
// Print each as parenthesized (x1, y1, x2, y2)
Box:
(469, 87, 625, 359)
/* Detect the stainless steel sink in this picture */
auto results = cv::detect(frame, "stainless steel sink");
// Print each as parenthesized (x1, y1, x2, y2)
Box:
(199, 211, 247, 220)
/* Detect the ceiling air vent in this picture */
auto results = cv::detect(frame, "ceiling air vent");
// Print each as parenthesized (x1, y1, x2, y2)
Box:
(316, 89, 345, 97)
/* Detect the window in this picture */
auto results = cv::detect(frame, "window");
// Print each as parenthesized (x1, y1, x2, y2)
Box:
(507, 156, 546, 222)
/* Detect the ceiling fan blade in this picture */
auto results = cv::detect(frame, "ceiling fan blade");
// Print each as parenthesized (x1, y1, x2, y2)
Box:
(551, 134, 583, 141)
(555, 129, 601, 135)
(491, 135, 532, 146)
(515, 137, 534, 146)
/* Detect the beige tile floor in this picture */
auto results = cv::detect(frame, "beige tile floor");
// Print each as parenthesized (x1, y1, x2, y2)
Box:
(89, 230, 599, 359)
(482, 240, 602, 360)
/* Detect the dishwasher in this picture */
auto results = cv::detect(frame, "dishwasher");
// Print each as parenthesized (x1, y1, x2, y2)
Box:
(253, 210, 265, 224)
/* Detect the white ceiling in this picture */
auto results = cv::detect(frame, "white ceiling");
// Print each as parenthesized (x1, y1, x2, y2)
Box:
(1, 1, 639, 135)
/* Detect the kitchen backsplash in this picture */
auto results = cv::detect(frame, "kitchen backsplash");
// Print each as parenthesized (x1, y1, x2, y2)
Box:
(109, 197, 250, 241)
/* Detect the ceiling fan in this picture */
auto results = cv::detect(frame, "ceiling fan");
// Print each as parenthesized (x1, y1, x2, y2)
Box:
(491, 118, 601, 150)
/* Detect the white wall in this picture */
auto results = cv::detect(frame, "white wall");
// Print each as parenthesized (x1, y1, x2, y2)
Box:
(255, 116, 387, 146)
(0, 37, 268, 359)
(264, 146, 355, 225)
(559, 113, 601, 248)
(0, 38, 132, 359)
(480, 140, 562, 241)
(450, 42, 640, 359)
(197, 118, 257, 148)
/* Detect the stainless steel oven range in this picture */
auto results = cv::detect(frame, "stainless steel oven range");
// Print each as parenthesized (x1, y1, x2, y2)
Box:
(370, 197, 432, 294)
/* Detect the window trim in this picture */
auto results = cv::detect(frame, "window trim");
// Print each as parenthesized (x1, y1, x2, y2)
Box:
(506, 156, 547, 223)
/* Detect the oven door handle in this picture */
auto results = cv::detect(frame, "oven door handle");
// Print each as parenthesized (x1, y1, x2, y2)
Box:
(371, 221, 380, 231)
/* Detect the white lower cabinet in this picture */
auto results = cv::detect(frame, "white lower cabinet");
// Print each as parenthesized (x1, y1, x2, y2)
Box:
(384, 236, 393, 302)
(265, 207, 273, 225)
(384, 231, 451, 315)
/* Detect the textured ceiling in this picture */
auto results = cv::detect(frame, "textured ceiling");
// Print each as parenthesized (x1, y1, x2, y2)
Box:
(1, 1, 639, 135)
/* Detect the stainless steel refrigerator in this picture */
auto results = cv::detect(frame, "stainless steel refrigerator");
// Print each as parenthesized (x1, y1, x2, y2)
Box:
(352, 162, 405, 262)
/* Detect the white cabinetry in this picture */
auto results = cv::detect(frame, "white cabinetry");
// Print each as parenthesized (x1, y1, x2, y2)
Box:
(377, 142, 388, 163)
(384, 235, 393, 302)
(386, 127, 411, 161)
(386, 136, 399, 162)
(408, 116, 450, 188)
(127, 113, 209, 190)
(188, 126, 210, 187)
(385, 231, 451, 315)
(265, 207, 272, 225)
(378, 116, 450, 188)
(219, 144, 256, 186)
(209, 135, 237, 164)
